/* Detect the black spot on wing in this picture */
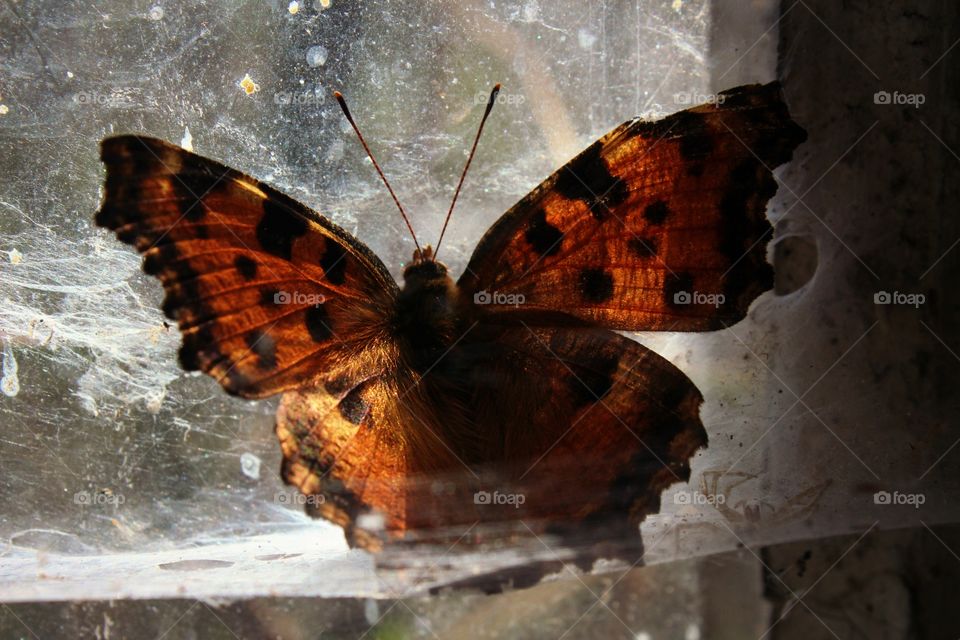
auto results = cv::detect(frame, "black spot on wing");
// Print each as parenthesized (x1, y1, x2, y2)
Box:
(578, 268, 614, 303)
(643, 200, 670, 225)
(234, 255, 258, 280)
(319, 242, 348, 285)
(260, 287, 281, 307)
(324, 374, 353, 397)
(246, 330, 277, 369)
(178, 325, 215, 372)
(256, 200, 309, 260)
(627, 237, 658, 258)
(305, 305, 333, 342)
(338, 385, 371, 425)
(568, 353, 619, 407)
(555, 141, 629, 221)
(687, 162, 705, 177)
(673, 111, 714, 160)
(664, 272, 695, 309)
(524, 208, 564, 258)
(172, 171, 226, 221)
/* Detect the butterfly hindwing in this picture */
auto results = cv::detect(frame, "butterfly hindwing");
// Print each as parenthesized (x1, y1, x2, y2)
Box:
(460, 324, 705, 551)
(459, 82, 806, 331)
(275, 321, 705, 560)
(96, 135, 400, 398)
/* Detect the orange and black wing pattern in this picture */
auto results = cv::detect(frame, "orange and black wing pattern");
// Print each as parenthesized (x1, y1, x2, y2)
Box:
(96, 135, 400, 398)
(459, 82, 806, 331)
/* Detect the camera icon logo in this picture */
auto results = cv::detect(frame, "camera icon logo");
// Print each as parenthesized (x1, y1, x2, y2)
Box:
(274, 291, 292, 304)
(73, 491, 92, 505)
(874, 291, 891, 304)
(874, 90, 891, 104)
(873, 490, 891, 505)
(474, 490, 491, 505)
(674, 491, 691, 505)
(673, 291, 692, 305)
(474, 291, 492, 305)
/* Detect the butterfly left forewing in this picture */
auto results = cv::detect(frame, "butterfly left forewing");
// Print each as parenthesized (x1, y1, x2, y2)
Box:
(459, 82, 806, 331)
(97, 135, 400, 398)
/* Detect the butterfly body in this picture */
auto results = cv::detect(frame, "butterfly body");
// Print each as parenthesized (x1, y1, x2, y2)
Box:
(394, 250, 465, 373)
(96, 82, 806, 564)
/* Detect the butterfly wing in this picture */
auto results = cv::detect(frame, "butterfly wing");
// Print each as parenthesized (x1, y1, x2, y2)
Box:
(274, 321, 705, 560)
(458, 82, 806, 331)
(96, 135, 400, 398)
(463, 323, 706, 552)
(275, 368, 476, 550)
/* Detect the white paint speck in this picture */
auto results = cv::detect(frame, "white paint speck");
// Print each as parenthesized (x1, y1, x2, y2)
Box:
(148, 5, 163, 21)
(306, 45, 328, 67)
(357, 512, 384, 531)
(364, 599, 379, 625)
(145, 391, 164, 414)
(577, 28, 597, 49)
(685, 624, 701, 640)
(9, 248, 22, 264)
(0, 105, 9, 116)
(288, 1, 299, 14)
(1, 339, 19, 398)
(181, 126, 193, 152)
(240, 452, 261, 479)
(521, 0, 540, 22)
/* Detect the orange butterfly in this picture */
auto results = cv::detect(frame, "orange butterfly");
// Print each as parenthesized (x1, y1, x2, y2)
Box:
(96, 82, 805, 570)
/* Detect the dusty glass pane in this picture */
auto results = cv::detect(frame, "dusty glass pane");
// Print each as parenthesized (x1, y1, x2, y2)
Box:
(4, 0, 941, 605)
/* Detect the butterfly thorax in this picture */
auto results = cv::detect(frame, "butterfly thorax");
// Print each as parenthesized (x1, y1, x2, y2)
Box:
(394, 250, 469, 374)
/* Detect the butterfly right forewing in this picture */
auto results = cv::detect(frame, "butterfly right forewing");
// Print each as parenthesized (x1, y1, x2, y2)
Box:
(459, 82, 806, 331)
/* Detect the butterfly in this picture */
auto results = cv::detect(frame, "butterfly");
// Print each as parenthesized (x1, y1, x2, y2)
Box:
(95, 81, 805, 572)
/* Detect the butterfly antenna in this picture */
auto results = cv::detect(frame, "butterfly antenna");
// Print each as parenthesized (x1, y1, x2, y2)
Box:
(334, 90, 422, 254)
(433, 83, 501, 260)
